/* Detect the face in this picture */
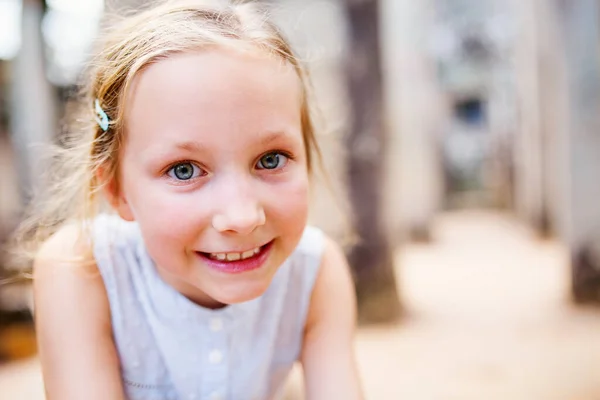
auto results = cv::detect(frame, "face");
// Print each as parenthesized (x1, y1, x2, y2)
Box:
(112, 48, 309, 308)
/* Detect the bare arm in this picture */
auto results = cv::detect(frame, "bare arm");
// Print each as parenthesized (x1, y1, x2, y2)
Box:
(300, 236, 363, 400)
(33, 225, 125, 400)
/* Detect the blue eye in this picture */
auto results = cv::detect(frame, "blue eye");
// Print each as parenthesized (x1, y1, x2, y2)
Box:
(167, 162, 203, 181)
(256, 152, 288, 170)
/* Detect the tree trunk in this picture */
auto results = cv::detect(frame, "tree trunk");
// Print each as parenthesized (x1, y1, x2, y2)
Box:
(344, 0, 401, 324)
(8, 0, 57, 204)
(558, 0, 600, 303)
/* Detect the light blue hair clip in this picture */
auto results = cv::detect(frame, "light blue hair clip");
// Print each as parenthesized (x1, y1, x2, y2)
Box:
(95, 99, 110, 132)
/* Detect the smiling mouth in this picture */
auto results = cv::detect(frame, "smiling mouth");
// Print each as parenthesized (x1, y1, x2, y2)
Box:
(198, 241, 272, 262)
(195, 241, 274, 274)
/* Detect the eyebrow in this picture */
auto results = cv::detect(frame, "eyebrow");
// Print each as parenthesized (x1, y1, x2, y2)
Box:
(173, 140, 206, 152)
(258, 130, 297, 146)
(171, 131, 297, 152)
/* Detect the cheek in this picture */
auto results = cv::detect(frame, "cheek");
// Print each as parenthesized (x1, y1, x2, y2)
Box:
(124, 176, 210, 245)
(265, 172, 310, 233)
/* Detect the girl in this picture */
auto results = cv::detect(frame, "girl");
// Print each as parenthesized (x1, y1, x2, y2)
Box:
(24, 1, 362, 399)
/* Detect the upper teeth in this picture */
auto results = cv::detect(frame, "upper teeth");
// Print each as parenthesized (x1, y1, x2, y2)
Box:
(210, 247, 261, 261)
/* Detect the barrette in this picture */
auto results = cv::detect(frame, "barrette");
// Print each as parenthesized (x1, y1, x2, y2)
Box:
(95, 99, 110, 132)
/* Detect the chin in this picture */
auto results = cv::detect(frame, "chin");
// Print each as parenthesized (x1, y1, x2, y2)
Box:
(214, 282, 270, 305)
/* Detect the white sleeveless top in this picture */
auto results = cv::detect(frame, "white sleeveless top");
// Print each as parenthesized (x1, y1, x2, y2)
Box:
(92, 214, 324, 400)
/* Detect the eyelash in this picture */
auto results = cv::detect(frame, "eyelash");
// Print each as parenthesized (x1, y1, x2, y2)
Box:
(164, 150, 295, 182)
(165, 161, 206, 183)
(255, 150, 294, 170)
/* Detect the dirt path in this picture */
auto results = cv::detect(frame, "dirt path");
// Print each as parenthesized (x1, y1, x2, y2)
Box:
(286, 211, 600, 399)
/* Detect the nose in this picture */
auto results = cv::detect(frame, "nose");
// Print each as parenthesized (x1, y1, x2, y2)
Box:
(211, 179, 266, 235)
(212, 204, 266, 235)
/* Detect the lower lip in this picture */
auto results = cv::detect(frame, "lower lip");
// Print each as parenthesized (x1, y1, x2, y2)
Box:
(197, 241, 273, 274)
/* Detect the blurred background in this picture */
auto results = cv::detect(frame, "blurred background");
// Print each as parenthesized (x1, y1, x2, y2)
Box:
(2, 0, 600, 399)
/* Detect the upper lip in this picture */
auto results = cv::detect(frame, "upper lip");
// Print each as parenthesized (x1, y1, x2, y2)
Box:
(197, 240, 272, 254)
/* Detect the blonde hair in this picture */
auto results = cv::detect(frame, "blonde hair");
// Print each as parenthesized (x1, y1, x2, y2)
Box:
(11, 0, 324, 266)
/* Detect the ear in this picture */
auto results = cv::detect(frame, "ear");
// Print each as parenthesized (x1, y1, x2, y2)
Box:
(97, 165, 135, 222)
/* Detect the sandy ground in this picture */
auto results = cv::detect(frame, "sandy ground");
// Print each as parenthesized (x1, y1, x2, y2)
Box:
(3, 210, 600, 399)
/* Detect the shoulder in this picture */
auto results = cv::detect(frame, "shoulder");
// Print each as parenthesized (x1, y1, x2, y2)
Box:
(33, 222, 124, 398)
(303, 233, 357, 334)
(294, 225, 326, 258)
(34, 214, 137, 284)
(283, 225, 328, 292)
(33, 221, 111, 331)
(290, 227, 352, 300)
(283, 225, 327, 278)
(35, 222, 93, 268)
(34, 222, 97, 282)
(35, 212, 135, 266)
(299, 234, 363, 399)
(316, 235, 355, 303)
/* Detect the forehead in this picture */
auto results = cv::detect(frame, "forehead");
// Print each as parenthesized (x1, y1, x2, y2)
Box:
(123, 48, 303, 149)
